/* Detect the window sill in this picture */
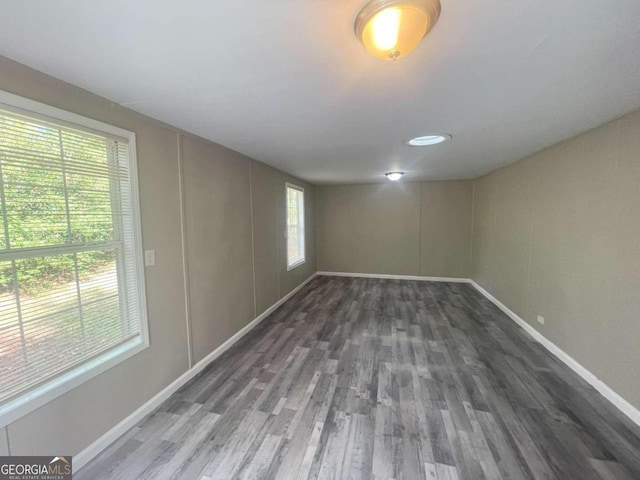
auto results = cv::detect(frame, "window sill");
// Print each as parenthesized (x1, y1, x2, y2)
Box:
(0, 336, 149, 428)
(287, 259, 306, 271)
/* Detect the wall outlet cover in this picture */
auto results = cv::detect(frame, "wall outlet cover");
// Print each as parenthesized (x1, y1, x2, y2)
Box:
(144, 249, 156, 267)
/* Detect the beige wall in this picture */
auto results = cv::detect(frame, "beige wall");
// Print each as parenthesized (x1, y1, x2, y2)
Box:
(182, 137, 255, 363)
(0, 56, 316, 456)
(316, 181, 473, 277)
(249, 161, 317, 313)
(420, 181, 474, 278)
(471, 108, 640, 410)
(250, 161, 281, 315)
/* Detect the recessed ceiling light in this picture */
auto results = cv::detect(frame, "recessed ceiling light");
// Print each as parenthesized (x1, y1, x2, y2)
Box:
(385, 171, 405, 181)
(406, 134, 451, 146)
(354, 0, 442, 61)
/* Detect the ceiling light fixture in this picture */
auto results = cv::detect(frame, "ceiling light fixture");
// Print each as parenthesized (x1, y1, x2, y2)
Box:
(385, 171, 405, 181)
(406, 133, 451, 146)
(354, 0, 441, 61)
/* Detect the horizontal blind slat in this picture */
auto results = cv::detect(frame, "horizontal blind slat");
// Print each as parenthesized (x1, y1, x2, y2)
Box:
(0, 334, 138, 402)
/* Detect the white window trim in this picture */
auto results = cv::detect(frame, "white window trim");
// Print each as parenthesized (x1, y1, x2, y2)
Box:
(287, 258, 306, 272)
(285, 182, 306, 271)
(0, 90, 149, 428)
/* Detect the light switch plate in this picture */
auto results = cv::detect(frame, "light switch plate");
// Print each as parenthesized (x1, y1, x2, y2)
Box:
(537, 315, 545, 325)
(144, 249, 156, 267)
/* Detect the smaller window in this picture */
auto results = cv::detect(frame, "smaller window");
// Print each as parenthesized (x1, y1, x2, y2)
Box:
(286, 183, 305, 270)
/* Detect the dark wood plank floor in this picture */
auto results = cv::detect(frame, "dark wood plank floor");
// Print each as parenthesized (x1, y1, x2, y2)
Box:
(77, 276, 640, 479)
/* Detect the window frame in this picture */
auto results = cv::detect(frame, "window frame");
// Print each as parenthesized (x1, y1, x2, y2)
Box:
(0, 90, 149, 428)
(285, 182, 306, 271)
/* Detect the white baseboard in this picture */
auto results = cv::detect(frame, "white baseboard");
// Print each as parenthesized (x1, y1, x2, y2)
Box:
(470, 280, 640, 428)
(316, 271, 471, 283)
(75, 273, 317, 471)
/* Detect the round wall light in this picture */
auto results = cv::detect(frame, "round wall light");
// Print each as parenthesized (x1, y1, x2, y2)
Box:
(406, 134, 451, 146)
(354, 0, 441, 61)
(385, 171, 405, 181)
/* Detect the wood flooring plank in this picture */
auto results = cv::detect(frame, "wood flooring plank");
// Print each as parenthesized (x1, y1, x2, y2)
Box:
(238, 433, 284, 480)
(76, 276, 640, 480)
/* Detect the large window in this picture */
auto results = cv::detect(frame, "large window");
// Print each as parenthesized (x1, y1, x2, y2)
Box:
(0, 92, 148, 424)
(286, 183, 305, 270)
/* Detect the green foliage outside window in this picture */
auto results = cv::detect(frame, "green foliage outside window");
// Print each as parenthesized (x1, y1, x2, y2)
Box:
(0, 114, 117, 295)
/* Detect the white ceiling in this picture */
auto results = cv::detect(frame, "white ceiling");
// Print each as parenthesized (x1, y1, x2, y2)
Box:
(1, 0, 639, 184)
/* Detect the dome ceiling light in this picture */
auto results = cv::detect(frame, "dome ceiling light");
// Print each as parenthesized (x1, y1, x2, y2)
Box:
(385, 171, 405, 181)
(406, 134, 451, 146)
(354, 0, 441, 61)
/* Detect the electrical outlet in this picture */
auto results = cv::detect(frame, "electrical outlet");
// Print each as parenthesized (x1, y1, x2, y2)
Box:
(537, 315, 545, 325)
(144, 249, 156, 267)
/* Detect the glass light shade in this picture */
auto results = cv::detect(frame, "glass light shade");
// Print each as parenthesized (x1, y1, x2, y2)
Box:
(355, 0, 441, 61)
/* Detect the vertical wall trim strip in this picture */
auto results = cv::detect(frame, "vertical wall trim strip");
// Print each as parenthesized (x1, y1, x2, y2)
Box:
(524, 212, 535, 323)
(177, 133, 194, 368)
(315, 187, 319, 271)
(417, 183, 423, 276)
(276, 178, 281, 299)
(249, 163, 257, 318)
(469, 181, 476, 277)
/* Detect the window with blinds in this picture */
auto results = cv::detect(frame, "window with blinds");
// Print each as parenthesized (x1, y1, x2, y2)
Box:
(0, 92, 147, 417)
(286, 183, 305, 270)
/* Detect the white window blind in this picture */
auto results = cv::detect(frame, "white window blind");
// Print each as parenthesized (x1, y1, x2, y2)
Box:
(286, 183, 305, 269)
(0, 96, 147, 411)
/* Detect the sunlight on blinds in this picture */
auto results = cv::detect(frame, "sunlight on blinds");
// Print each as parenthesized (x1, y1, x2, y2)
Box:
(0, 107, 143, 404)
